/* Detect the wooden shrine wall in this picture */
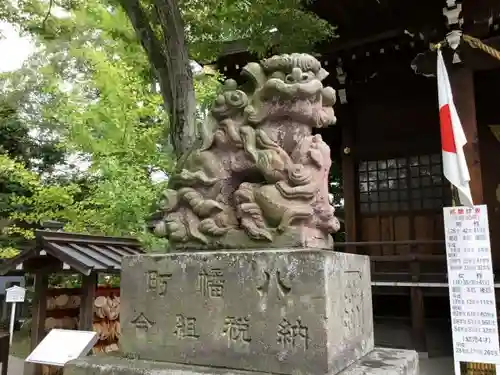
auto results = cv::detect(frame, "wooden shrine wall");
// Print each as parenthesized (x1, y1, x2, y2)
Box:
(475, 68, 500, 268)
(346, 69, 449, 256)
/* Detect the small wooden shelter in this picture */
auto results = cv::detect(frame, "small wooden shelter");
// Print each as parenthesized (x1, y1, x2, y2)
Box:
(0, 230, 144, 375)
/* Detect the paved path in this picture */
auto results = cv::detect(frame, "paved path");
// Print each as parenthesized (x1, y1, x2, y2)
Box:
(4, 355, 455, 375)
(420, 357, 454, 375)
(6, 356, 24, 375)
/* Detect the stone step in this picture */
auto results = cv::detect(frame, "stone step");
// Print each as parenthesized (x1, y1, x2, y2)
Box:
(64, 348, 418, 375)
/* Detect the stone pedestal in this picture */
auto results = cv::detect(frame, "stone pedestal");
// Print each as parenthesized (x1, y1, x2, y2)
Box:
(64, 250, 418, 375)
(120, 250, 373, 375)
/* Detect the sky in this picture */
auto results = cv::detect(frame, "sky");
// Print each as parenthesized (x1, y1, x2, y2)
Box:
(0, 21, 168, 181)
(0, 19, 337, 195)
(0, 22, 33, 72)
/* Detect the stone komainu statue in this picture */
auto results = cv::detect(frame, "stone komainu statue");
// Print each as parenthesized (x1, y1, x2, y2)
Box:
(154, 53, 340, 250)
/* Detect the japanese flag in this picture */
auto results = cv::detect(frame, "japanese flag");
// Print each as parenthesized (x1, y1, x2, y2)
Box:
(437, 49, 474, 207)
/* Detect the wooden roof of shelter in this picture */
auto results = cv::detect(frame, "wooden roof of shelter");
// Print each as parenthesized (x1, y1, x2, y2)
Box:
(0, 230, 145, 276)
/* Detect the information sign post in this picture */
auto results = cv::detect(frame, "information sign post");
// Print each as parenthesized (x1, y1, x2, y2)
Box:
(444, 205, 500, 375)
(5, 285, 26, 346)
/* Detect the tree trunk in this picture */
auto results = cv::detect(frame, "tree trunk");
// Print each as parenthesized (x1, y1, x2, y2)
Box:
(118, 0, 197, 159)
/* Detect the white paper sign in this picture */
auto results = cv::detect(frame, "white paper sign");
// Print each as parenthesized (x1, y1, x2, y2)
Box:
(26, 329, 98, 367)
(6, 285, 26, 303)
(444, 204, 500, 365)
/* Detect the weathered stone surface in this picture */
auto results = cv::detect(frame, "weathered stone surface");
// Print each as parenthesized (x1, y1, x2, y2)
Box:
(152, 53, 341, 250)
(64, 348, 418, 375)
(170, 227, 334, 251)
(340, 349, 418, 375)
(120, 250, 373, 375)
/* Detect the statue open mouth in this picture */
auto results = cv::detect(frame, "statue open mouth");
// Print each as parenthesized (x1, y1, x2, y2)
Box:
(261, 77, 324, 100)
(243, 55, 337, 129)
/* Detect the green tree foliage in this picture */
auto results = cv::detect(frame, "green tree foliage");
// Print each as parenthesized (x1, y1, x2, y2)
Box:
(2, 0, 335, 158)
(0, 0, 223, 253)
(0, 97, 67, 257)
(0, 0, 336, 254)
(120, 0, 335, 157)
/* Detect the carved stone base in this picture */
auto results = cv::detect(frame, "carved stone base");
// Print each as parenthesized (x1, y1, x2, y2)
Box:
(119, 250, 373, 375)
(64, 348, 419, 375)
(171, 228, 334, 251)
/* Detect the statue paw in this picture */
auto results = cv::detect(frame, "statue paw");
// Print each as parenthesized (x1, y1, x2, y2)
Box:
(199, 218, 230, 237)
(252, 228, 274, 242)
(241, 218, 273, 242)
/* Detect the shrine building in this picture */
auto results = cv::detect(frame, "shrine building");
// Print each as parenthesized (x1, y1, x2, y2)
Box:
(211, 0, 500, 356)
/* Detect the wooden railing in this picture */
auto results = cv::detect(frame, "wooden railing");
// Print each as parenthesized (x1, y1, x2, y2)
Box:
(335, 240, 451, 352)
(335, 240, 448, 284)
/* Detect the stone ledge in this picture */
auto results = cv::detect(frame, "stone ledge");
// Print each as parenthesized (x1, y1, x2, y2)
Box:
(64, 348, 418, 375)
(341, 348, 418, 375)
(170, 228, 334, 251)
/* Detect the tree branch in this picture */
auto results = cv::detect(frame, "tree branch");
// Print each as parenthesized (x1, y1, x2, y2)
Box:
(118, 0, 198, 158)
(151, 0, 197, 156)
(117, 0, 175, 143)
(42, 0, 54, 28)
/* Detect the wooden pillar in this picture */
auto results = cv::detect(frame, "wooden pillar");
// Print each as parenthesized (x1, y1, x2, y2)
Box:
(450, 66, 484, 204)
(0, 332, 9, 375)
(341, 108, 358, 252)
(409, 258, 427, 352)
(79, 273, 97, 331)
(410, 287, 426, 352)
(25, 273, 48, 375)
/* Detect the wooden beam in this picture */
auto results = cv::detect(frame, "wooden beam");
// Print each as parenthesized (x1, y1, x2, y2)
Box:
(212, 29, 405, 62)
(411, 36, 500, 77)
(340, 107, 358, 251)
(22, 256, 63, 274)
(329, 29, 403, 54)
(462, 0, 500, 38)
(409, 261, 427, 352)
(410, 287, 427, 351)
(450, 65, 484, 204)
(25, 273, 48, 375)
(79, 273, 97, 331)
(463, 36, 500, 71)
(0, 333, 9, 375)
